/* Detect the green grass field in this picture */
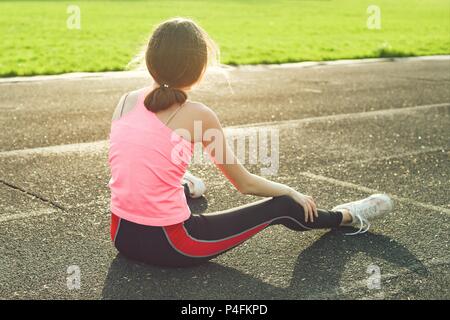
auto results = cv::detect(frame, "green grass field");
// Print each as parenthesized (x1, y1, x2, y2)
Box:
(1, 0, 449, 77)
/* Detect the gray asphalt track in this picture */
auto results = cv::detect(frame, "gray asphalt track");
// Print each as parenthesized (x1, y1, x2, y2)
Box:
(0, 57, 449, 299)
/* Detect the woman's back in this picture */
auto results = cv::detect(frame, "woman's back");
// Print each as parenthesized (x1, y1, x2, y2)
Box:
(109, 88, 193, 226)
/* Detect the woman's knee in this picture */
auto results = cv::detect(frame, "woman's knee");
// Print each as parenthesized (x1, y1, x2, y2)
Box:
(272, 195, 304, 213)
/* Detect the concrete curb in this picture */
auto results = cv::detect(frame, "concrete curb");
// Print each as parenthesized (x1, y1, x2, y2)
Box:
(1, 55, 449, 84)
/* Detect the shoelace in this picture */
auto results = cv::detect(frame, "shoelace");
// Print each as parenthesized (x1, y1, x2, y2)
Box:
(344, 204, 372, 236)
(345, 214, 371, 235)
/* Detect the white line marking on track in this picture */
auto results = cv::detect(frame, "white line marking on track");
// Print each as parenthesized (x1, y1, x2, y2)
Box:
(348, 146, 448, 165)
(227, 102, 450, 131)
(0, 140, 108, 157)
(300, 171, 450, 215)
(1, 102, 448, 157)
(301, 88, 322, 93)
(0, 208, 58, 223)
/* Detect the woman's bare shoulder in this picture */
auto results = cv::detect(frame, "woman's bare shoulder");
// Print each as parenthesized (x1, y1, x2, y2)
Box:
(112, 88, 147, 121)
(183, 100, 219, 123)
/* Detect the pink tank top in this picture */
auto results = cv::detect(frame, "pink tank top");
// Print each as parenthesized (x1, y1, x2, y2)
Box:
(108, 89, 193, 226)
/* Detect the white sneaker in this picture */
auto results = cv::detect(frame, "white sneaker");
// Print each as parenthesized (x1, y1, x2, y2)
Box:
(332, 194, 394, 235)
(182, 171, 206, 199)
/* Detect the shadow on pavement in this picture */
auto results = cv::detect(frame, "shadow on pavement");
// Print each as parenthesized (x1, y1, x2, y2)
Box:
(101, 230, 428, 299)
(288, 231, 429, 298)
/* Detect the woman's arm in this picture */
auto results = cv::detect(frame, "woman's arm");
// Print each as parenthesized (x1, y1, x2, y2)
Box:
(200, 106, 318, 222)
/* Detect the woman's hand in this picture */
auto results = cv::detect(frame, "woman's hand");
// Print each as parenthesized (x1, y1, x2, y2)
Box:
(287, 189, 318, 223)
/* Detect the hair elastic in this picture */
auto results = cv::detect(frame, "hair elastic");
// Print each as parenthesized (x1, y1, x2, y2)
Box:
(161, 83, 170, 88)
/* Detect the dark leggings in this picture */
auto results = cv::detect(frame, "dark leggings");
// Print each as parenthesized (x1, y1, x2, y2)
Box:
(111, 188, 343, 268)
